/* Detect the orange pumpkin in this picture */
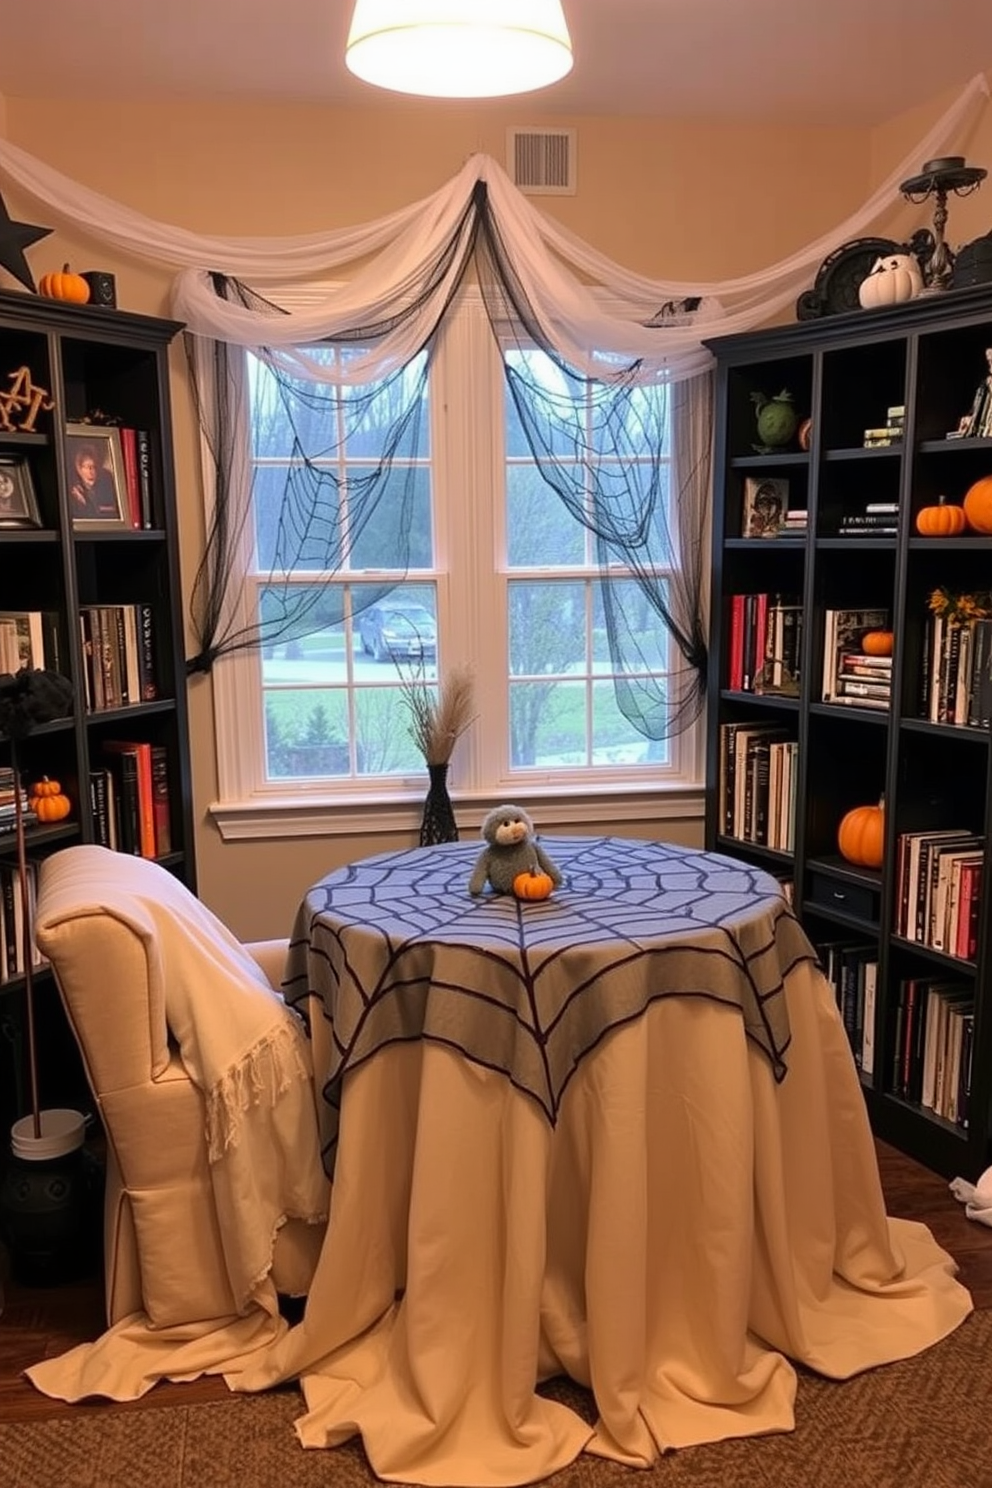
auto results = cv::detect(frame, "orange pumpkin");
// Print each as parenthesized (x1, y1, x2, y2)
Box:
(28, 776, 72, 823)
(962, 475, 992, 534)
(862, 630, 894, 657)
(513, 870, 555, 901)
(915, 496, 967, 536)
(837, 799, 884, 869)
(38, 263, 90, 304)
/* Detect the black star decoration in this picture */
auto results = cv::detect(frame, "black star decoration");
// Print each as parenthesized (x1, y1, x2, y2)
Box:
(0, 190, 52, 293)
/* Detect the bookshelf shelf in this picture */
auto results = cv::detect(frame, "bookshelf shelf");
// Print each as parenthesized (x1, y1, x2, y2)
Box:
(705, 285, 992, 1182)
(823, 446, 902, 461)
(0, 290, 194, 1128)
(730, 452, 811, 469)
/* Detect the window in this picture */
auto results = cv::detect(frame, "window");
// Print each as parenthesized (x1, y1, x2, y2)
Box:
(210, 293, 701, 835)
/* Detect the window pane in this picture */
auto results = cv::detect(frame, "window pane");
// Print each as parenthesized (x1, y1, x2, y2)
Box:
(508, 580, 585, 676)
(354, 686, 424, 775)
(509, 678, 586, 768)
(506, 464, 586, 568)
(253, 464, 345, 574)
(350, 465, 433, 570)
(258, 581, 348, 656)
(505, 350, 585, 460)
(265, 688, 351, 779)
(592, 579, 671, 672)
(356, 586, 438, 668)
(344, 360, 430, 460)
(591, 681, 671, 766)
(261, 615, 354, 686)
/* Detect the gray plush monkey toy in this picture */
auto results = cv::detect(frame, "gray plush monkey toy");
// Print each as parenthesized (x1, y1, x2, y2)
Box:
(468, 804, 562, 897)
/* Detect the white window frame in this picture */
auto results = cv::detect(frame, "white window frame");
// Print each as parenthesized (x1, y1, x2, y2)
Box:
(206, 288, 704, 842)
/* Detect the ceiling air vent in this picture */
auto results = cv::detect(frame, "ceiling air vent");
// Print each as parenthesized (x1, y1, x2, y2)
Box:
(507, 128, 577, 196)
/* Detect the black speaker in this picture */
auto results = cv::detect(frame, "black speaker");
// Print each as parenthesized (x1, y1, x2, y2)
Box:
(82, 271, 117, 308)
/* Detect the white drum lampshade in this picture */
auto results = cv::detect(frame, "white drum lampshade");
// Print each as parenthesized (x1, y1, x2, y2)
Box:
(345, 0, 574, 99)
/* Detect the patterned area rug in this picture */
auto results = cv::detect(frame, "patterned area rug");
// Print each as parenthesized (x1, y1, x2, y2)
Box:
(4, 1311, 989, 1488)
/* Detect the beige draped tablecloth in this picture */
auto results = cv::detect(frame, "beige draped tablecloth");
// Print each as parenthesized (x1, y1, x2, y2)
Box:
(30, 839, 972, 1484)
(232, 839, 972, 1483)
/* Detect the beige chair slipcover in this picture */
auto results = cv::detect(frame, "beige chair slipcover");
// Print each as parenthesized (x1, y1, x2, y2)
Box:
(28, 844, 329, 1331)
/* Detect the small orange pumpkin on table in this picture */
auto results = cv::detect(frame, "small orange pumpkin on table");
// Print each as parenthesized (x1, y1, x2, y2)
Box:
(28, 776, 72, 823)
(915, 495, 967, 536)
(512, 869, 556, 901)
(837, 798, 884, 869)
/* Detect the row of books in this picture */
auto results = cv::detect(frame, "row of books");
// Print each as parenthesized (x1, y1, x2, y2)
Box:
(893, 827, 984, 959)
(0, 766, 37, 837)
(920, 611, 992, 729)
(717, 722, 798, 851)
(862, 406, 904, 449)
(0, 608, 60, 675)
(0, 604, 159, 718)
(80, 604, 157, 713)
(818, 941, 877, 1075)
(836, 501, 899, 537)
(820, 607, 890, 708)
(891, 977, 973, 1128)
(0, 860, 44, 983)
(118, 426, 155, 531)
(727, 591, 803, 695)
(89, 741, 172, 860)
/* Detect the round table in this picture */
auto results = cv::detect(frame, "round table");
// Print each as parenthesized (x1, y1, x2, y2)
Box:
(239, 836, 973, 1484)
(283, 836, 809, 1168)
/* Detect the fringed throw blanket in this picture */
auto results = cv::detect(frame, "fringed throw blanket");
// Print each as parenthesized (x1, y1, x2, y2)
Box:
(37, 846, 329, 1313)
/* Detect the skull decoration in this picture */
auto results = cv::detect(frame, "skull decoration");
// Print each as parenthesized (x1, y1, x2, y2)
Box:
(858, 253, 923, 310)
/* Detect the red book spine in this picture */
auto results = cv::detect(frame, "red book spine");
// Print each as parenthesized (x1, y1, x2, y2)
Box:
(753, 591, 768, 691)
(728, 594, 745, 691)
(119, 427, 141, 529)
(103, 741, 156, 859)
(150, 745, 171, 857)
(955, 861, 982, 960)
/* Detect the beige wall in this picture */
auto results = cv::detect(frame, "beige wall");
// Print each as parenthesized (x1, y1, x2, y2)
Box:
(2, 81, 990, 936)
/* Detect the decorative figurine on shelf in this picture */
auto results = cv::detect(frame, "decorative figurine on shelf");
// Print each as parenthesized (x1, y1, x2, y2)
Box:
(857, 252, 923, 309)
(468, 804, 562, 898)
(955, 348, 992, 439)
(750, 389, 798, 453)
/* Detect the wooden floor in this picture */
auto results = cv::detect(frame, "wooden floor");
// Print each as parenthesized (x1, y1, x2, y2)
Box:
(2, 1139, 991, 1424)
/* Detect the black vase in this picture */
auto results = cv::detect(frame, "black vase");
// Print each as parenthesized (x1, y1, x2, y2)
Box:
(420, 762, 459, 846)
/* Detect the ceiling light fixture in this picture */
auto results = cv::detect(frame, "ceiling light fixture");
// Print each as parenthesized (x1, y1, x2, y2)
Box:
(345, 0, 573, 100)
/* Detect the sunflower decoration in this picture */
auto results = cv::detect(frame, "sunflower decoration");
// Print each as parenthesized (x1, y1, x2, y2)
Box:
(927, 586, 992, 624)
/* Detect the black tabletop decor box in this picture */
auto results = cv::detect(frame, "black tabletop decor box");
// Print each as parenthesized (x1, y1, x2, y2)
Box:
(82, 271, 117, 308)
(952, 233, 992, 290)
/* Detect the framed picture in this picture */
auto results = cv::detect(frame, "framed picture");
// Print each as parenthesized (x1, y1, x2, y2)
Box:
(0, 453, 42, 529)
(64, 423, 128, 529)
(742, 476, 789, 538)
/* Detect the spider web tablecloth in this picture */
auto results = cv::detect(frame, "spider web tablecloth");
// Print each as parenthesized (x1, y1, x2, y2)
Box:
(284, 837, 814, 1170)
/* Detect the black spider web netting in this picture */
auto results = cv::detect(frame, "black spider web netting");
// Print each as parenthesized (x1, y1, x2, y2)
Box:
(184, 184, 709, 742)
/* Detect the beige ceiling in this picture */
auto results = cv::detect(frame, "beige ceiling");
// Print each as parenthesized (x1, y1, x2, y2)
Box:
(1, 0, 989, 126)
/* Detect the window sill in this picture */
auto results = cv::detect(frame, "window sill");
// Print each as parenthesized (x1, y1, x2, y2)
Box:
(209, 783, 705, 842)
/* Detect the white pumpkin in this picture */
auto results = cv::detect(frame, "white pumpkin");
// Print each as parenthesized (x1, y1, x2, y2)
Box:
(858, 253, 923, 309)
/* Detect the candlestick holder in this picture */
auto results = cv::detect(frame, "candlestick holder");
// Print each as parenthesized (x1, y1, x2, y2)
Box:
(900, 156, 986, 294)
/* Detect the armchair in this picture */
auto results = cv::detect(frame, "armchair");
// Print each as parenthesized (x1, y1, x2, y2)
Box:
(32, 845, 329, 1329)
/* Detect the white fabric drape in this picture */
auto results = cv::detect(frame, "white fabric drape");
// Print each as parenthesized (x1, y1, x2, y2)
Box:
(0, 73, 986, 382)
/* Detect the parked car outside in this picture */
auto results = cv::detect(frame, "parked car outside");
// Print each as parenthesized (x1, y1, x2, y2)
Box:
(359, 600, 438, 662)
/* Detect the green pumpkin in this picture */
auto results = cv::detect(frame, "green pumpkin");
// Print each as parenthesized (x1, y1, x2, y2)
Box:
(750, 389, 799, 453)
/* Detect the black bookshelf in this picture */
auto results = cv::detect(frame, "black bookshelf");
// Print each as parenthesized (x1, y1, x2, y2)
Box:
(0, 291, 194, 1133)
(705, 284, 992, 1182)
